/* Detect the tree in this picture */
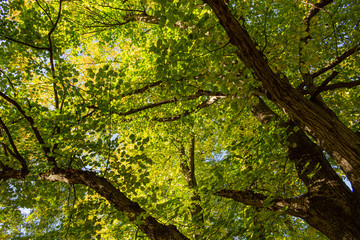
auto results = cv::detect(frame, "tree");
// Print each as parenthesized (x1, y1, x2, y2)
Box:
(0, 0, 359, 239)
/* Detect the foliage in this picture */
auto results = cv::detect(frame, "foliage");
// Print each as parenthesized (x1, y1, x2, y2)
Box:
(0, 0, 359, 239)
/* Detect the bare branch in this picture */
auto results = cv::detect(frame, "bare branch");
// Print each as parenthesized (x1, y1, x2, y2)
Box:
(217, 189, 308, 218)
(322, 78, 360, 92)
(311, 43, 360, 78)
(310, 71, 338, 100)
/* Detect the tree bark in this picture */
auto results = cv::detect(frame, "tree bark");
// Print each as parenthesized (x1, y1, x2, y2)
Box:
(205, 0, 360, 199)
(217, 189, 360, 240)
(249, 98, 360, 240)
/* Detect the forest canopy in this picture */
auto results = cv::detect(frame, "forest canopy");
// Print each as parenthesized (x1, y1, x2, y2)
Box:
(0, 0, 360, 239)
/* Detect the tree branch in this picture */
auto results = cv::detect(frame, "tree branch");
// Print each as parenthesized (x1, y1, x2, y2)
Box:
(178, 137, 204, 238)
(251, 97, 351, 195)
(206, 0, 360, 194)
(0, 34, 49, 50)
(310, 71, 338, 100)
(35, 0, 54, 25)
(322, 78, 360, 92)
(40, 168, 189, 240)
(95, 3, 144, 13)
(47, 0, 63, 109)
(116, 91, 226, 117)
(83, 90, 227, 120)
(153, 95, 226, 122)
(48, 0, 63, 38)
(0, 91, 57, 168)
(0, 168, 24, 181)
(299, 0, 334, 91)
(118, 80, 163, 99)
(216, 189, 308, 218)
(303, 0, 333, 32)
(311, 43, 360, 79)
(0, 117, 28, 175)
(123, 13, 160, 25)
(0, 69, 16, 94)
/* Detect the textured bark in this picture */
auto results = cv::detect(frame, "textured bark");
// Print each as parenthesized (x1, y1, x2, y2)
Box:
(205, 1, 360, 238)
(0, 168, 24, 181)
(218, 189, 360, 240)
(250, 98, 360, 240)
(252, 98, 350, 195)
(205, 0, 360, 198)
(40, 168, 189, 240)
(217, 189, 308, 218)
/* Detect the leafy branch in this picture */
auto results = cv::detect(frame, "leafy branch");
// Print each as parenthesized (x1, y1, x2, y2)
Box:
(35, 0, 54, 25)
(0, 69, 16, 95)
(86, 90, 227, 120)
(205, 0, 360, 194)
(0, 117, 28, 175)
(40, 168, 190, 240)
(299, 0, 334, 89)
(177, 137, 204, 236)
(311, 43, 360, 78)
(153, 95, 226, 122)
(0, 34, 49, 50)
(46, 0, 63, 109)
(0, 91, 58, 168)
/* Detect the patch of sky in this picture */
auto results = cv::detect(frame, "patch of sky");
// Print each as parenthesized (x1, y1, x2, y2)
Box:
(205, 150, 228, 163)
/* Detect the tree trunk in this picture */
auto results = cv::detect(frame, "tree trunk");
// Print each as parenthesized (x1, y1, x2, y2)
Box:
(205, 0, 360, 197)
(205, 0, 360, 238)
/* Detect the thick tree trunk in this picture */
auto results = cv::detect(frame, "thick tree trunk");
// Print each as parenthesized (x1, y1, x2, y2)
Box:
(246, 98, 360, 239)
(218, 188, 360, 240)
(205, 0, 360, 238)
(303, 193, 360, 240)
(205, 0, 360, 197)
